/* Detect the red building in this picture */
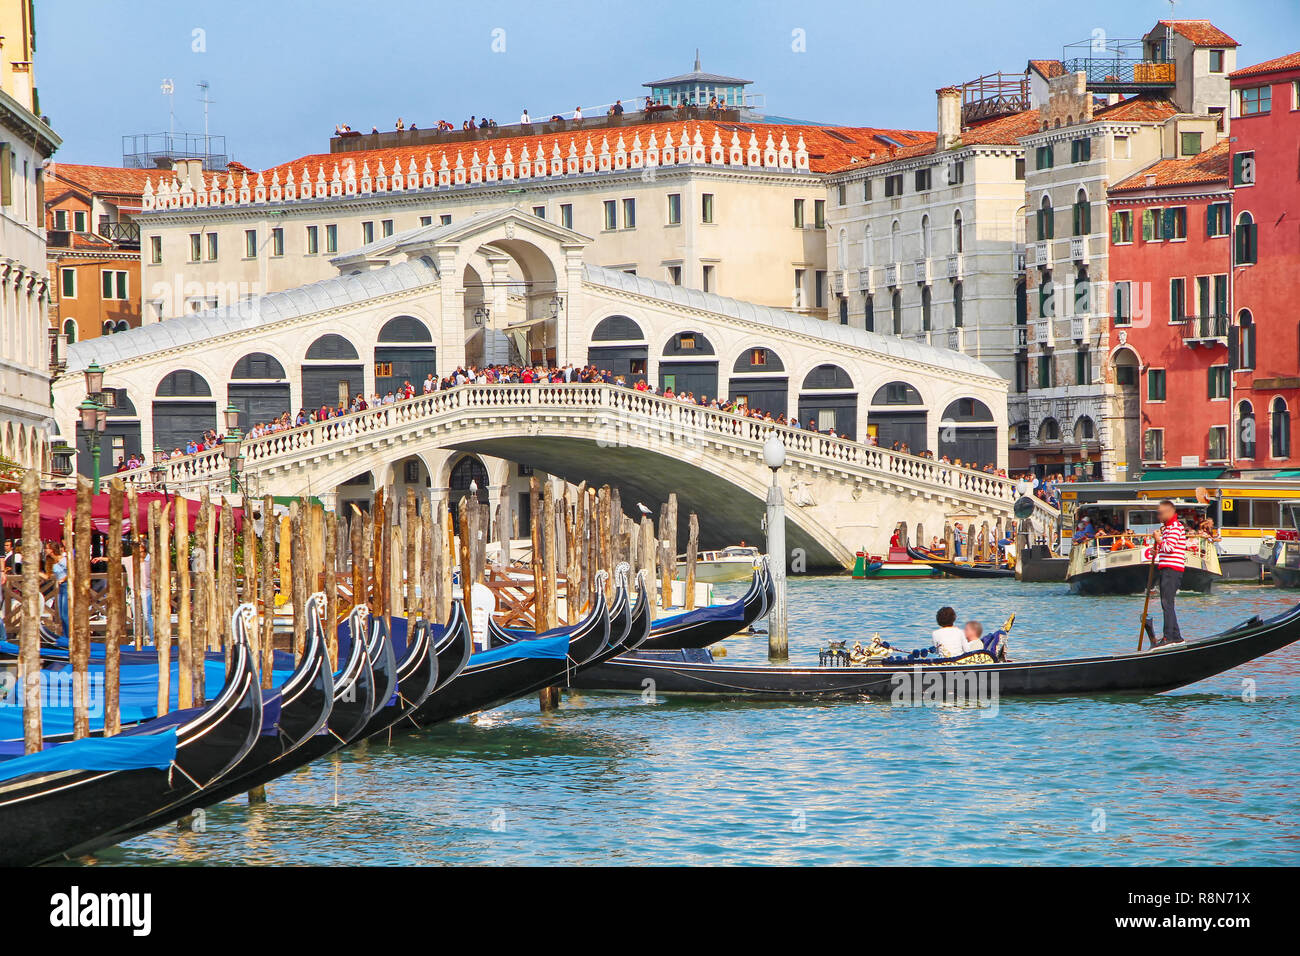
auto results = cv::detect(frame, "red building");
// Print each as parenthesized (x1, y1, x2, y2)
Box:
(1108, 142, 1233, 470)
(1228, 52, 1300, 470)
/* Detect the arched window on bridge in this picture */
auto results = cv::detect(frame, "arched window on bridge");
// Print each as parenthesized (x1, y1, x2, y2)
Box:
(729, 347, 787, 418)
(938, 397, 996, 468)
(79, 387, 141, 478)
(868, 381, 925, 452)
(153, 370, 216, 456)
(659, 330, 718, 399)
(798, 364, 857, 439)
(375, 315, 436, 396)
(588, 315, 648, 382)
(302, 333, 363, 413)
(449, 455, 489, 507)
(229, 352, 290, 430)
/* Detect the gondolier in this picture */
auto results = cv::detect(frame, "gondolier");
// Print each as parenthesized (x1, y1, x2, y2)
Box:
(1153, 499, 1187, 648)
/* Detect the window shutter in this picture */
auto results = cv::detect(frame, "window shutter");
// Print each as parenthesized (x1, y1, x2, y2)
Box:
(0, 143, 11, 206)
(1163, 208, 1175, 237)
(1141, 210, 1153, 241)
(1206, 206, 1215, 238)
(102, 271, 113, 298)
(1111, 211, 1121, 243)
(1082, 202, 1091, 234)
(1228, 327, 1239, 369)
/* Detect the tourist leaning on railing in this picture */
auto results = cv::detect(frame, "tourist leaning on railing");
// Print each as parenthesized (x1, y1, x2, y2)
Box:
(143, 360, 1019, 482)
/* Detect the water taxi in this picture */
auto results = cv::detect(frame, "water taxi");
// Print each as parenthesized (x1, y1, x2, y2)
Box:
(674, 545, 760, 583)
(1066, 529, 1222, 595)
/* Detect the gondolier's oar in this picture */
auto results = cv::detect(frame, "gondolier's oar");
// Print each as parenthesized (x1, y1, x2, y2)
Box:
(1136, 543, 1158, 651)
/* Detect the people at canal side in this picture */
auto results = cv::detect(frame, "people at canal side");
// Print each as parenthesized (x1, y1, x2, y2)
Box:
(44, 541, 70, 639)
(1152, 499, 1188, 648)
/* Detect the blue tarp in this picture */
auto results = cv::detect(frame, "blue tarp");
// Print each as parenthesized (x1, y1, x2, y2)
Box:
(649, 600, 746, 630)
(0, 728, 178, 784)
(467, 631, 570, 666)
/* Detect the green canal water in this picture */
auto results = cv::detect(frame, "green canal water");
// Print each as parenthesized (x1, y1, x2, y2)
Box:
(88, 577, 1300, 866)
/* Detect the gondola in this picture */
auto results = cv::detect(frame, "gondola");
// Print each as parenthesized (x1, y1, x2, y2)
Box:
(906, 546, 1015, 579)
(403, 578, 610, 728)
(0, 610, 263, 867)
(569, 601, 1300, 699)
(96, 595, 335, 842)
(587, 571, 654, 665)
(361, 602, 469, 740)
(488, 567, 631, 662)
(635, 564, 772, 650)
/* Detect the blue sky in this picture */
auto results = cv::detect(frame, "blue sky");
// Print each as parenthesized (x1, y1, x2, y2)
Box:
(35, 0, 1300, 169)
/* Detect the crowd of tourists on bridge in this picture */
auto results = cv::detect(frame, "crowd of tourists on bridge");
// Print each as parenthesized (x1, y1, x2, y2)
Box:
(143, 361, 1012, 479)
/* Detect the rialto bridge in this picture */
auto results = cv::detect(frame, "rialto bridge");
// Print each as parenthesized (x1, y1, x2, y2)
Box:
(54, 207, 1048, 568)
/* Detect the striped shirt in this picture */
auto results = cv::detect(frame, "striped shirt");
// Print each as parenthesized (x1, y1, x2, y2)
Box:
(1156, 518, 1188, 571)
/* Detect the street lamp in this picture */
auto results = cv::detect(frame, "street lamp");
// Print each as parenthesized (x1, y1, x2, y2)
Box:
(77, 395, 106, 493)
(50, 439, 74, 480)
(222, 403, 243, 494)
(762, 434, 788, 660)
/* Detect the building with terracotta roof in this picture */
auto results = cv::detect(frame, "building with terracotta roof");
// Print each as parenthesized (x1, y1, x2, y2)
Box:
(1013, 18, 1234, 480)
(1, 0, 60, 471)
(1224, 50, 1300, 471)
(1106, 142, 1233, 470)
(45, 162, 153, 349)
(136, 112, 929, 332)
(823, 80, 1038, 456)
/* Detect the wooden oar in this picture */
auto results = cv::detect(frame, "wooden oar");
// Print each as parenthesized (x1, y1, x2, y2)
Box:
(1136, 544, 1158, 651)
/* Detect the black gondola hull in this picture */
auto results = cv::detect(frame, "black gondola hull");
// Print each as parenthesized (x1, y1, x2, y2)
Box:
(638, 568, 770, 650)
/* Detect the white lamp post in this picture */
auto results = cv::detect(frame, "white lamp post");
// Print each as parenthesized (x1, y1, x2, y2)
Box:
(762, 434, 788, 660)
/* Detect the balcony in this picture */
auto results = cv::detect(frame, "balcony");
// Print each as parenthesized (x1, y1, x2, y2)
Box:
(857, 268, 873, 293)
(1070, 314, 1089, 342)
(913, 258, 931, 285)
(1183, 314, 1229, 347)
(885, 262, 901, 287)
(1015, 325, 1029, 349)
(946, 328, 964, 352)
(1033, 243, 1051, 268)
(1033, 317, 1055, 347)
(1070, 236, 1088, 263)
(99, 220, 141, 246)
(946, 253, 964, 280)
(832, 271, 846, 295)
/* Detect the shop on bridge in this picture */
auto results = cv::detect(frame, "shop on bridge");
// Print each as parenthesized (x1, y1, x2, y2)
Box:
(302, 334, 365, 411)
(586, 315, 648, 382)
(797, 364, 857, 439)
(937, 398, 997, 467)
(374, 316, 437, 395)
(228, 352, 291, 430)
(728, 347, 788, 418)
(658, 330, 718, 398)
(152, 370, 217, 456)
(867, 381, 926, 452)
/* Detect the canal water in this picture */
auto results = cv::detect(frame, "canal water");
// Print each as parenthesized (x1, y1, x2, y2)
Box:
(90, 577, 1300, 866)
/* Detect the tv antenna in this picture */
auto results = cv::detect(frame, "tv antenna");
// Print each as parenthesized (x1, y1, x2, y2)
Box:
(161, 78, 175, 138)
(196, 80, 215, 164)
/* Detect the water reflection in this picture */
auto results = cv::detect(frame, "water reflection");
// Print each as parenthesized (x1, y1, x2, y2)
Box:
(94, 578, 1300, 866)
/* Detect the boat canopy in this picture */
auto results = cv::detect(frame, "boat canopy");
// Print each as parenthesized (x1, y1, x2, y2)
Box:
(0, 728, 179, 784)
(1138, 467, 1229, 481)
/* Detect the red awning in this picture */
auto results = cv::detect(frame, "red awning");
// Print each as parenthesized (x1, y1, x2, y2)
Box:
(0, 490, 242, 540)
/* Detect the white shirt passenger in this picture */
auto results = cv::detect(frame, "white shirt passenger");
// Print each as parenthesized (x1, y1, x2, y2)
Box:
(932, 626, 966, 658)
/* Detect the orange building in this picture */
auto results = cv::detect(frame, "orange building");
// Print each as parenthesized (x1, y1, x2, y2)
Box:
(45, 163, 155, 346)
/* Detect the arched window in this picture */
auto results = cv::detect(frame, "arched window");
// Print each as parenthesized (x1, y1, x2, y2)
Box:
(891, 290, 902, 334)
(1236, 310, 1256, 370)
(952, 209, 964, 254)
(920, 214, 932, 258)
(871, 381, 923, 405)
(1074, 267, 1090, 314)
(1112, 347, 1139, 388)
(62, 318, 77, 343)
(1235, 211, 1257, 265)
(1238, 400, 1256, 459)
(921, 286, 932, 331)
(1072, 187, 1091, 235)
(155, 369, 212, 397)
(1039, 417, 1061, 442)
(377, 315, 434, 343)
(1037, 194, 1054, 241)
(305, 333, 359, 361)
(592, 315, 645, 342)
(862, 224, 872, 268)
(1272, 397, 1291, 459)
(102, 320, 114, 336)
(1074, 416, 1096, 441)
(449, 455, 489, 504)
(837, 228, 848, 267)
(890, 220, 901, 262)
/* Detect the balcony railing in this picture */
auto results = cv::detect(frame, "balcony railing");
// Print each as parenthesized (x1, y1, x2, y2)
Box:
(885, 263, 900, 287)
(1015, 325, 1029, 349)
(99, 221, 141, 245)
(1033, 244, 1051, 268)
(1183, 313, 1229, 345)
(913, 258, 931, 285)
(946, 253, 963, 280)
(1033, 317, 1055, 347)
(832, 271, 846, 295)
(857, 268, 873, 293)
(1070, 236, 1088, 262)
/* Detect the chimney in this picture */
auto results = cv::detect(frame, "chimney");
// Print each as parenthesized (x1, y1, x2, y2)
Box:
(937, 87, 962, 151)
(174, 158, 206, 189)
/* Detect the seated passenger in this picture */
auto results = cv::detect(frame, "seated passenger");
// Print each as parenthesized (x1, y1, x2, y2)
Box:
(963, 620, 988, 654)
(931, 606, 966, 658)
